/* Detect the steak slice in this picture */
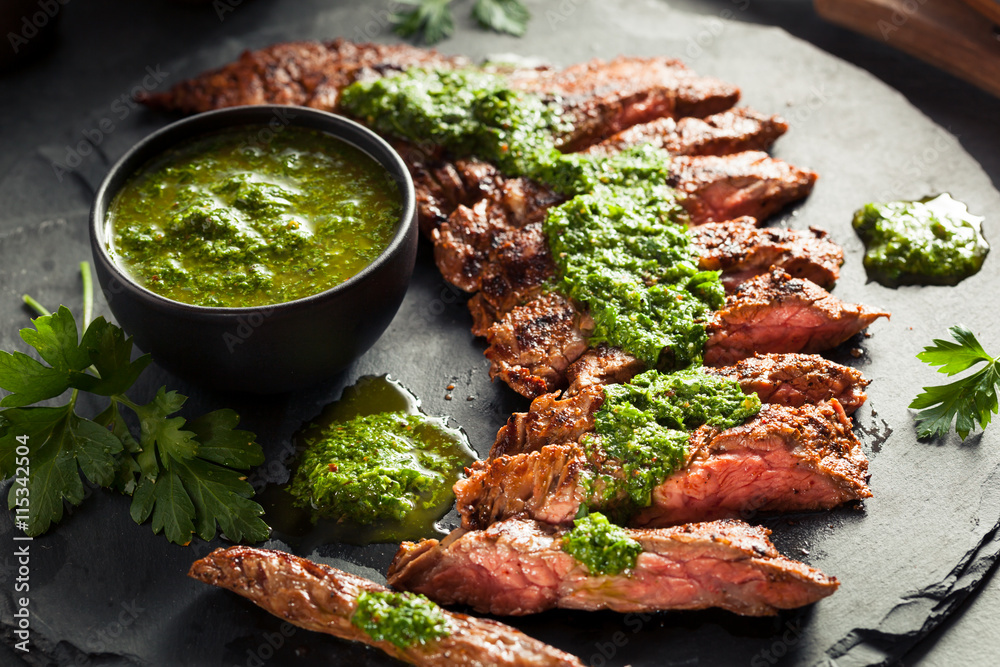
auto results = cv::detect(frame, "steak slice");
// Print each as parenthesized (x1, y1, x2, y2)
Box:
(507, 57, 740, 151)
(485, 292, 592, 398)
(704, 353, 869, 415)
(491, 384, 606, 459)
(671, 152, 818, 225)
(140, 40, 469, 114)
(388, 518, 838, 616)
(189, 546, 583, 667)
(704, 269, 890, 366)
(564, 345, 648, 396)
(689, 218, 844, 290)
(456, 401, 870, 530)
(585, 108, 788, 157)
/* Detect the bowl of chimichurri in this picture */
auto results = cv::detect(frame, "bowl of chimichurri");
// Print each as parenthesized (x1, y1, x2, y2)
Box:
(90, 105, 417, 393)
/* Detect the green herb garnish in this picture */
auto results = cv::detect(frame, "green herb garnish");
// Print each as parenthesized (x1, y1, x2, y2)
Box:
(0, 262, 269, 545)
(392, 0, 530, 44)
(911, 325, 1000, 440)
(561, 511, 643, 576)
(352, 590, 450, 649)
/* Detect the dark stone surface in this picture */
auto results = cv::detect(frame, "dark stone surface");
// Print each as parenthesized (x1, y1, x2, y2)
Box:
(1, 1, 999, 665)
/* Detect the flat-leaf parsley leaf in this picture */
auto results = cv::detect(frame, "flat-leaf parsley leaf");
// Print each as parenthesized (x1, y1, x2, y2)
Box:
(910, 325, 1000, 440)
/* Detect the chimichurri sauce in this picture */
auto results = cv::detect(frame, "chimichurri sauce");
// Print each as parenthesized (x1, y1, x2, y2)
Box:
(262, 375, 475, 547)
(562, 511, 643, 576)
(107, 125, 402, 308)
(852, 194, 989, 287)
(351, 591, 451, 649)
(341, 68, 723, 367)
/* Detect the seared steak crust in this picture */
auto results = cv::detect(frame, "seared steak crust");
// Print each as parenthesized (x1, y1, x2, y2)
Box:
(491, 384, 605, 460)
(484, 293, 592, 397)
(388, 518, 838, 616)
(705, 353, 869, 415)
(671, 152, 818, 225)
(140, 40, 469, 114)
(189, 546, 584, 667)
(456, 402, 870, 530)
(690, 218, 844, 290)
(705, 269, 890, 366)
(507, 57, 740, 150)
(586, 108, 788, 157)
(565, 345, 647, 395)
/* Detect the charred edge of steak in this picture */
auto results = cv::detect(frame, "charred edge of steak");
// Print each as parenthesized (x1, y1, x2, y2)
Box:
(387, 517, 839, 616)
(458, 401, 871, 531)
(189, 546, 585, 667)
(690, 218, 844, 291)
(704, 269, 890, 367)
(585, 108, 789, 158)
(704, 353, 869, 415)
(491, 384, 606, 459)
(140, 40, 470, 114)
(671, 152, 818, 225)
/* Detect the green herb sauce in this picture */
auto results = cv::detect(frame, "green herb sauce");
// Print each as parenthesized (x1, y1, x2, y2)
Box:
(107, 125, 402, 308)
(282, 376, 475, 544)
(351, 591, 450, 649)
(561, 512, 643, 576)
(853, 193, 989, 287)
(342, 68, 725, 367)
(584, 368, 761, 509)
(546, 190, 721, 368)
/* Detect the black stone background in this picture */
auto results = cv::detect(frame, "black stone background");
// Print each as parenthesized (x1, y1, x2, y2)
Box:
(1, 1, 999, 665)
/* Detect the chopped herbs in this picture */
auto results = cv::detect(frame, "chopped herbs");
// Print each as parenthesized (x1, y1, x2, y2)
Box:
(911, 325, 1000, 440)
(562, 511, 643, 575)
(352, 591, 450, 649)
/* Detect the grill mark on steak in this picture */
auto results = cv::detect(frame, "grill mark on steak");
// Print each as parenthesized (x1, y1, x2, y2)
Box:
(585, 108, 788, 157)
(140, 40, 470, 114)
(495, 353, 869, 461)
(704, 353, 869, 415)
(704, 269, 890, 367)
(506, 57, 740, 151)
(690, 218, 844, 291)
(484, 292, 592, 398)
(455, 401, 870, 530)
(670, 152, 818, 225)
(387, 518, 838, 616)
(189, 546, 584, 666)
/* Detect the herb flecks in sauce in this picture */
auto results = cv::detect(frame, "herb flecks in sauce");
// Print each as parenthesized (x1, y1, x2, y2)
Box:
(351, 591, 450, 649)
(853, 194, 989, 287)
(584, 368, 761, 508)
(108, 126, 402, 308)
(284, 376, 474, 543)
(342, 69, 725, 366)
(546, 190, 720, 368)
(562, 512, 643, 576)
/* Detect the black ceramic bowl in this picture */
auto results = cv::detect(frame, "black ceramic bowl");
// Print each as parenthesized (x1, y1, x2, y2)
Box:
(90, 105, 417, 393)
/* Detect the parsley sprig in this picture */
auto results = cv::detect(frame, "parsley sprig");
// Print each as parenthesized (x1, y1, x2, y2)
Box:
(392, 0, 531, 45)
(0, 262, 269, 545)
(910, 325, 1000, 440)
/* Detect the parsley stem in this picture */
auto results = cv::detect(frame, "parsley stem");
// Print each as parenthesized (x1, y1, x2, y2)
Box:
(22, 295, 51, 317)
(81, 261, 94, 327)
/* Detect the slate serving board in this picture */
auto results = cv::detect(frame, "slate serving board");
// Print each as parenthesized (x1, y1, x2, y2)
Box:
(1, 1, 999, 665)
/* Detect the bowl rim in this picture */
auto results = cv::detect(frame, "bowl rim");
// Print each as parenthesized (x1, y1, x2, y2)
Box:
(90, 104, 417, 315)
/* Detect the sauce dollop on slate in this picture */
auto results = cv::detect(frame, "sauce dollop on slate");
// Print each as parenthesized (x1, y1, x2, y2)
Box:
(852, 194, 989, 287)
(262, 375, 475, 547)
(106, 125, 401, 308)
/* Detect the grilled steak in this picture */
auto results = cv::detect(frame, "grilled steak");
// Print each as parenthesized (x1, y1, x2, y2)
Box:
(189, 546, 584, 667)
(585, 108, 788, 157)
(704, 353, 869, 415)
(565, 345, 648, 395)
(456, 401, 870, 530)
(690, 218, 844, 290)
(484, 292, 592, 398)
(704, 269, 890, 366)
(507, 57, 740, 150)
(491, 384, 605, 459)
(140, 40, 469, 114)
(388, 518, 838, 616)
(671, 152, 818, 225)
